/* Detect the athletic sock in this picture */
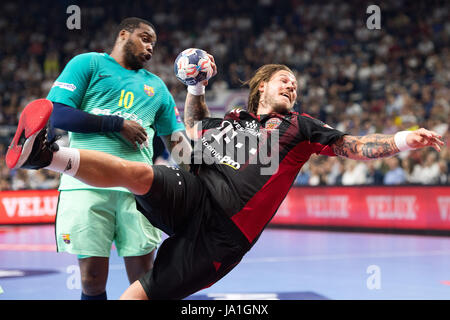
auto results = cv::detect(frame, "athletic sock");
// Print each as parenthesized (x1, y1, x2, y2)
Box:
(44, 147, 80, 177)
(81, 291, 107, 300)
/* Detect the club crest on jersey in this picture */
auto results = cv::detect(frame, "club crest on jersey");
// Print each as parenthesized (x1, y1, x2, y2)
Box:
(265, 118, 282, 130)
(144, 85, 155, 97)
(62, 234, 71, 244)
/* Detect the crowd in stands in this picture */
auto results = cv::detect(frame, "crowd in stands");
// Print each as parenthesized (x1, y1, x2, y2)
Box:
(0, 0, 448, 190)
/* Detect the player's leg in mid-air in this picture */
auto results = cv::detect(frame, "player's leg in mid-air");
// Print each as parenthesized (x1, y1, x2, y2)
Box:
(7, 99, 160, 300)
(65, 148, 154, 195)
(6, 99, 155, 195)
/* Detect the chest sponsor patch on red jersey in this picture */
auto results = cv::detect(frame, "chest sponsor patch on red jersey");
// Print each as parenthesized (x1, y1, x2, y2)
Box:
(264, 118, 282, 130)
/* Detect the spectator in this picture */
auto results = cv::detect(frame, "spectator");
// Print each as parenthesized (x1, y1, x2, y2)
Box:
(410, 152, 441, 184)
(11, 170, 29, 190)
(308, 159, 327, 186)
(383, 157, 406, 185)
(326, 158, 345, 185)
(342, 160, 368, 185)
(366, 160, 385, 185)
(294, 165, 310, 186)
(401, 157, 416, 184)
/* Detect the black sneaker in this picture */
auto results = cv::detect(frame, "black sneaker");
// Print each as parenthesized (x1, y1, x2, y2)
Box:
(6, 99, 59, 170)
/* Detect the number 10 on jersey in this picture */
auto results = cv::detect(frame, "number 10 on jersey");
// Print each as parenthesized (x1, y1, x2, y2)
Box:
(118, 90, 134, 109)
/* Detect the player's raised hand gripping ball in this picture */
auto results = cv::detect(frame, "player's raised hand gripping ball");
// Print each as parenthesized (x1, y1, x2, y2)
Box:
(174, 48, 215, 86)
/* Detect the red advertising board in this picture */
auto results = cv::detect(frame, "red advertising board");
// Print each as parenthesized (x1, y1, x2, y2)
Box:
(1, 187, 450, 231)
(0, 189, 59, 224)
(271, 186, 450, 231)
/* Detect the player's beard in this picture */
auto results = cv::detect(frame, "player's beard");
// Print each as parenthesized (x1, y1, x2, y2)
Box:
(263, 90, 291, 114)
(123, 39, 144, 70)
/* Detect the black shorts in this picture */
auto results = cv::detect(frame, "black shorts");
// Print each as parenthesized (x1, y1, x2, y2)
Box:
(135, 165, 249, 300)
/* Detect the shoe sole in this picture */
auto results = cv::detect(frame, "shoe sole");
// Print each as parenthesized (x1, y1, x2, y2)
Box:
(6, 99, 53, 169)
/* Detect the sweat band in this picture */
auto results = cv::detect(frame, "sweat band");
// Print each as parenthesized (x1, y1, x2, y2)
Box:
(187, 83, 205, 96)
(394, 131, 414, 152)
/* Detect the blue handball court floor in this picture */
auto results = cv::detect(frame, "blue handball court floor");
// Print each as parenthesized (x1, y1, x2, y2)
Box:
(1, 224, 450, 300)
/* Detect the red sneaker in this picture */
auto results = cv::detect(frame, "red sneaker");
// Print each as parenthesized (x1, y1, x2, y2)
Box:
(5, 99, 55, 169)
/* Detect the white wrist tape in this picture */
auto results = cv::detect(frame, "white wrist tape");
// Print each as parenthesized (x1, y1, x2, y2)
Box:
(394, 131, 414, 152)
(187, 83, 205, 96)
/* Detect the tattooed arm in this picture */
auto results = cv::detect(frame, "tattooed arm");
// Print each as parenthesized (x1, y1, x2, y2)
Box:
(159, 87, 215, 171)
(158, 91, 211, 171)
(184, 53, 216, 139)
(332, 129, 444, 160)
(184, 93, 210, 139)
(332, 134, 399, 160)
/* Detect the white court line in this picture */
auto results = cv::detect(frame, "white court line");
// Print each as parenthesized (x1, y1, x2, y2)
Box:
(241, 250, 450, 264)
(65, 250, 450, 272)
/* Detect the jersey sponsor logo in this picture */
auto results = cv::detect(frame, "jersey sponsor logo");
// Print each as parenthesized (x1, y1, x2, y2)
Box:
(194, 120, 280, 174)
(91, 108, 144, 126)
(144, 84, 155, 97)
(233, 120, 261, 137)
(52, 81, 76, 92)
(200, 137, 240, 170)
(245, 120, 258, 130)
(98, 73, 111, 78)
(220, 155, 240, 170)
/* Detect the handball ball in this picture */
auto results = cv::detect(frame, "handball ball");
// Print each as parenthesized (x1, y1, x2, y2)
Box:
(174, 48, 213, 86)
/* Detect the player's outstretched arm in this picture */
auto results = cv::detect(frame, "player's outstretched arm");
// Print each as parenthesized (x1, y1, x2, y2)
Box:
(332, 128, 444, 160)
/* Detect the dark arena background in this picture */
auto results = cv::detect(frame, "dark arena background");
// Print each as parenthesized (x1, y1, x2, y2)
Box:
(0, 0, 449, 306)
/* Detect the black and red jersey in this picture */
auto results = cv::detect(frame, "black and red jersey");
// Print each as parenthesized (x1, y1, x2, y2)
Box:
(191, 109, 346, 246)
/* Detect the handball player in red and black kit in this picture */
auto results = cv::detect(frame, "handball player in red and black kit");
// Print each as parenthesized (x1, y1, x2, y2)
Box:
(6, 53, 444, 299)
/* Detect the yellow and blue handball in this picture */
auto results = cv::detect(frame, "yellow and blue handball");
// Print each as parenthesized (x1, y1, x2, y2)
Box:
(174, 48, 213, 86)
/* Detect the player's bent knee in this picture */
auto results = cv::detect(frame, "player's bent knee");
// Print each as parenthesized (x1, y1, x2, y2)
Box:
(120, 280, 149, 300)
(126, 163, 154, 195)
